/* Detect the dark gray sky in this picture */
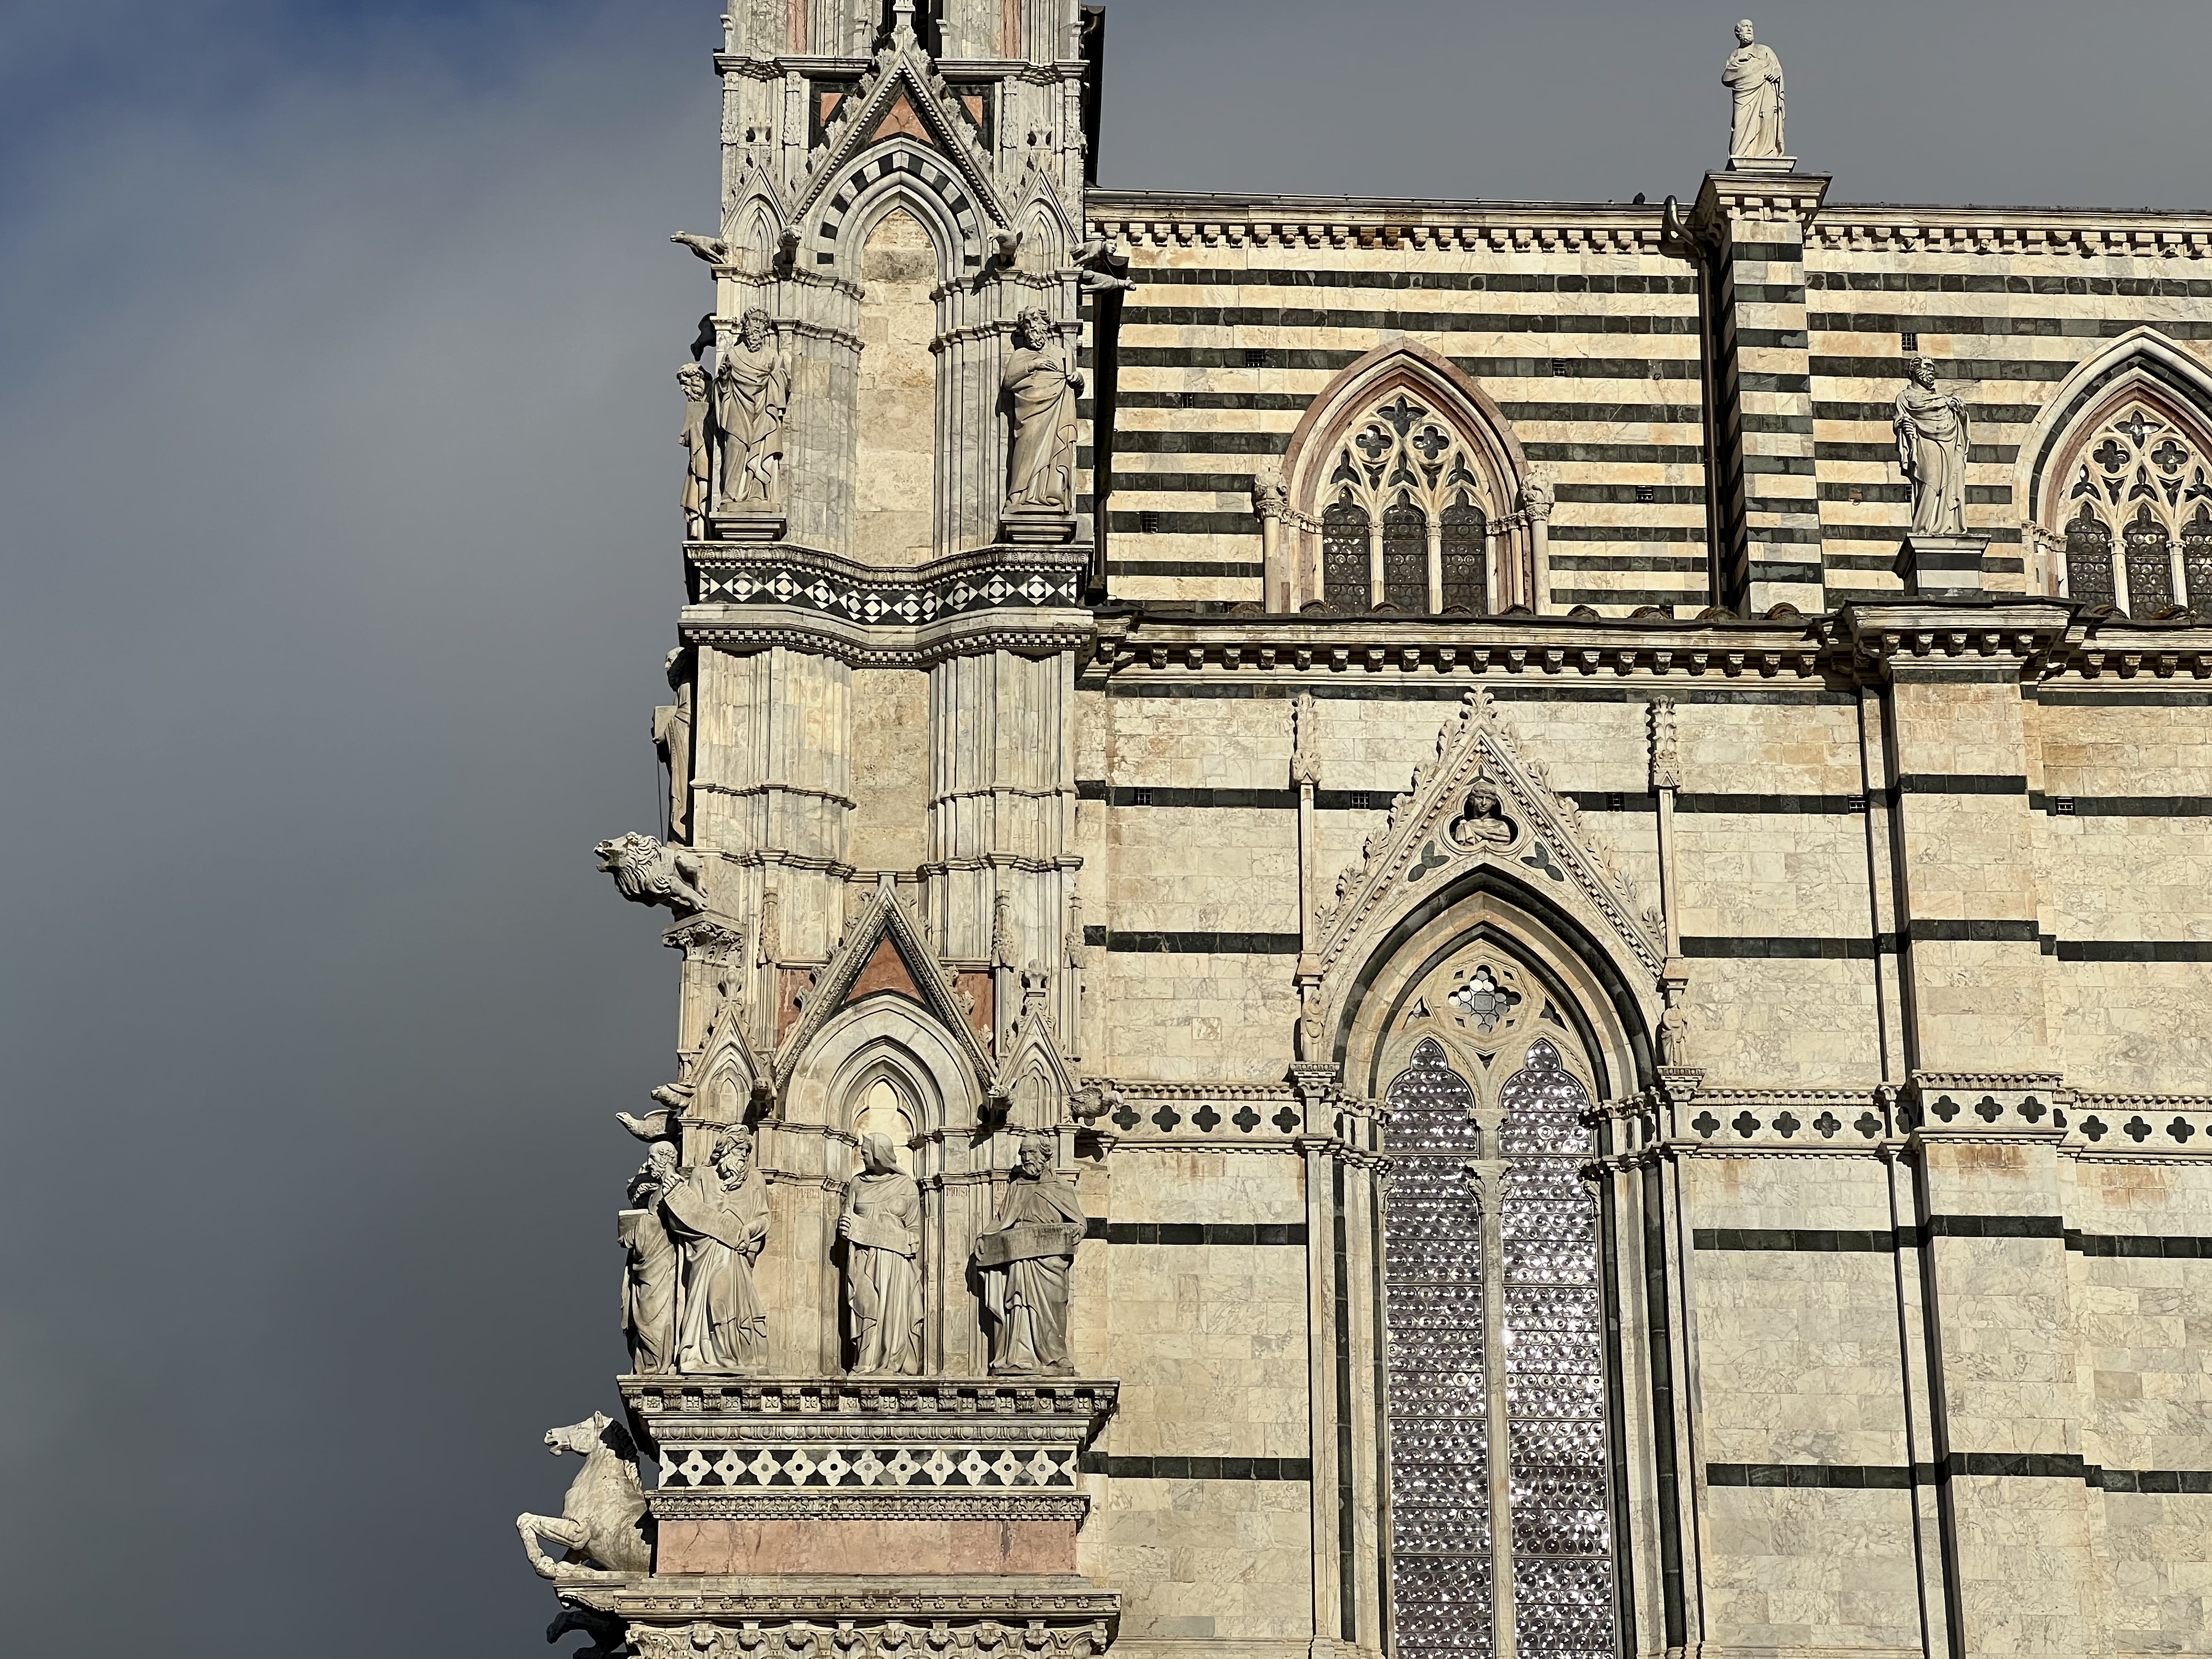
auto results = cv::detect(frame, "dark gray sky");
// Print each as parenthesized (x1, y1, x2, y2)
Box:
(1, 3, 2204, 1653)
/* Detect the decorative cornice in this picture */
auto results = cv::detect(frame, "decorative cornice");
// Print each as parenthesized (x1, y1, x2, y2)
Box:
(623, 1376, 1119, 1423)
(647, 1490, 1093, 1522)
(1085, 192, 1665, 253)
(683, 609, 1094, 669)
(568, 1584, 1121, 1621)
(1070, 603, 2212, 688)
(1811, 207, 2212, 259)
(1083, 190, 2212, 258)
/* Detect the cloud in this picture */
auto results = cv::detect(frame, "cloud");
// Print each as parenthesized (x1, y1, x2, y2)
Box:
(0, 3, 719, 1650)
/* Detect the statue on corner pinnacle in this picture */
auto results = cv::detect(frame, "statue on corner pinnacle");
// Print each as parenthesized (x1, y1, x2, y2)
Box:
(1723, 20, 1787, 165)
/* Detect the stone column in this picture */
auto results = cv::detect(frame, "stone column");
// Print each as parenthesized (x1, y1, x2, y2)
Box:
(1688, 171, 1832, 617)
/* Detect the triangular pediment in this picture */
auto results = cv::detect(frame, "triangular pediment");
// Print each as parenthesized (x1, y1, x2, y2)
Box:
(1314, 690, 1665, 984)
(861, 89, 935, 150)
(684, 996, 769, 1126)
(796, 45, 1003, 226)
(990, 974, 1078, 1130)
(844, 935, 927, 1010)
(771, 876, 995, 1100)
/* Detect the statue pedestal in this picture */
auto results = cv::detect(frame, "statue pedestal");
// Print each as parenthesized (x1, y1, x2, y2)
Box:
(1728, 153, 1797, 174)
(1893, 534, 1989, 599)
(577, 1376, 1123, 1659)
(709, 508, 787, 544)
(998, 505, 1077, 547)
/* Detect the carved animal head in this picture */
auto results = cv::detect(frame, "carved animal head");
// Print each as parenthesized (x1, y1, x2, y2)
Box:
(543, 1411, 637, 1462)
(544, 1412, 611, 1456)
(594, 833, 651, 874)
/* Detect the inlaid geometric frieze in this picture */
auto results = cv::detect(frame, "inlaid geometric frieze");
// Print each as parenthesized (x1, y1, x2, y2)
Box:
(689, 549, 1087, 622)
(657, 1443, 1079, 1489)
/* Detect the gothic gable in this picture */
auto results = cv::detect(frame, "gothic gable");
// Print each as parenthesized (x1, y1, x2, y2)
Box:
(1314, 690, 1665, 989)
(770, 876, 995, 1100)
(796, 40, 1004, 232)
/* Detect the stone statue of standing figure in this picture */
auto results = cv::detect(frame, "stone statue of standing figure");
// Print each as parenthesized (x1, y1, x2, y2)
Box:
(660, 1127, 771, 1373)
(1894, 357, 1971, 536)
(839, 1132, 924, 1375)
(1723, 20, 1786, 163)
(677, 361, 714, 536)
(1001, 308, 1083, 515)
(619, 1140, 682, 1374)
(973, 1132, 1085, 1376)
(714, 309, 789, 508)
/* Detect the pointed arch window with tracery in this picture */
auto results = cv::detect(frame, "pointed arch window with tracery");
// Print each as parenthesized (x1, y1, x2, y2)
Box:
(1380, 951, 1619, 1659)
(2055, 399, 2212, 615)
(1300, 370, 1519, 614)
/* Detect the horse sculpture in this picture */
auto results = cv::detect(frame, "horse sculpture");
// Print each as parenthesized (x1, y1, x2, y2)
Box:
(517, 1412, 652, 1579)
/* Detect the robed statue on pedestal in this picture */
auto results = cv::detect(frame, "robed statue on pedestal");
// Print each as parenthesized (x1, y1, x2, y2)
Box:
(1723, 20, 1786, 161)
(973, 1133, 1084, 1376)
(660, 1128, 771, 1373)
(1894, 357, 1971, 536)
(839, 1132, 924, 1376)
(1001, 308, 1083, 514)
(619, 1140, 681, 1374)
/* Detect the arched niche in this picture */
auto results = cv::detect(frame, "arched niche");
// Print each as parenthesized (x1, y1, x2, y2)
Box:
(1277, 340, 1535, 615)
(767, 991, 991, 1375)
(850, 197, 945, 565)
(786, 993, 977, 1144)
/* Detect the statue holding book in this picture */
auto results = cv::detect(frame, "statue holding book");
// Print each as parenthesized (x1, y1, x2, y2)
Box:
(973, 1133, 1084, 1376)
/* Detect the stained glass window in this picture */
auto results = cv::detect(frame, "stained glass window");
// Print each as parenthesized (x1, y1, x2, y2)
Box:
(1498, 1040, 1615, 1659)
(2065, 505, 2115, 607)
(2123, 504, 2176, 617)
(2183, 506, 2212, 613)
(1383, 1031, 1618, 1659)
(1441, 499, 1488, 613)
(1384, 500, 1429, 611)
(1323, 498, 1371, 613)
(1384, 1039, 1491, 1659)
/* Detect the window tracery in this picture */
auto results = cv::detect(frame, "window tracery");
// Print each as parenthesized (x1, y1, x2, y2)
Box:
(1381, 963, 1618, 1659)
(1313, 388, 1499, 614)
(2057, 399, 2212, 615)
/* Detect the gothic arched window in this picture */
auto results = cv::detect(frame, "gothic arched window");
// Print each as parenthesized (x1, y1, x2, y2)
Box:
(2052, 398, 2212, 613)
(1381, 964, 1619, 1659)
(1383, 498, 1428, 611)
(1285, 352, 1524, 613)
(1323, 498, 1371, 613)
(1441, 498, 1488, 613)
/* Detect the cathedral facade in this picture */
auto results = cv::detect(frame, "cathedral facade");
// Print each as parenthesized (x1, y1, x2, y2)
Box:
(525, 8, 2212, 1658)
